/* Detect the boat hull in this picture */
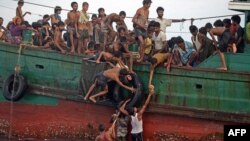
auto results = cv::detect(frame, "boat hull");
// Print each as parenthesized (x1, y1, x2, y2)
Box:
(0, 93, 226, 140)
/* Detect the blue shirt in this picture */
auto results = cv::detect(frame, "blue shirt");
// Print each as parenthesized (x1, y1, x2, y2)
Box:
(177, 41, 196, 64)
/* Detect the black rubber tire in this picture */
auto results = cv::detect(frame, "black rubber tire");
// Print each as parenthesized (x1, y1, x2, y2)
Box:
(3, 74, 27, 101)
(126, 73, 143, 108)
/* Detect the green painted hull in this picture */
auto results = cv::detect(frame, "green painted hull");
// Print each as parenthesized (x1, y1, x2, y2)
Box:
(0, 42, 250, 123)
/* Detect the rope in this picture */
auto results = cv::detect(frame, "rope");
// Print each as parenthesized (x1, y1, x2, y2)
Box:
(0, 4, 42, 17)
(12, 0, 243, 21)
(8, 44, 24, 139)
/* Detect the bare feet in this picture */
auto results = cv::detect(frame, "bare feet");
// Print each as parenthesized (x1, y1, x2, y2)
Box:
(83, 96, 88, 101)
(70, 49, 75, 54)
(217, 67, 227, 71)
(186, 63, 192, 68)
(89, 96, 97, 103)
(177, 63, 183, 67)
(166, 65, 170, 72)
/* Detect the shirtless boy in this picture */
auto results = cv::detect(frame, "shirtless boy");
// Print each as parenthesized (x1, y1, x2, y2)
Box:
(77, 2, 90, 54)
(132, 0, 152, 62)
(16, 0, 31, 22)
(104, 12, 127, 43)
(54, 21, 68, 54)
(66, 2, 79, 53)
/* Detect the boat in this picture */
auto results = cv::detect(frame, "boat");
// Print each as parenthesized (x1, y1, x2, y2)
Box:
(1, 0, 250, 140)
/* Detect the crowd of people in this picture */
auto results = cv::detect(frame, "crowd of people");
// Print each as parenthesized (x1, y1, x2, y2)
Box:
(0, 0, 248, 140)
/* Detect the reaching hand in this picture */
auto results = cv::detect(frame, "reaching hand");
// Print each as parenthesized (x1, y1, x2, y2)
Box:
(130, 87, 136, 93)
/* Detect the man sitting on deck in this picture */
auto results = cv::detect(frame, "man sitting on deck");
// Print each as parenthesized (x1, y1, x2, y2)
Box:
(84, 67, 136, 103)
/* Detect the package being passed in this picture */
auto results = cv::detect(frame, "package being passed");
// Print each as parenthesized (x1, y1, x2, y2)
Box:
(224, 125, 250, 141)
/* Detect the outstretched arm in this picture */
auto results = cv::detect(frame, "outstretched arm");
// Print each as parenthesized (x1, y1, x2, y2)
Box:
(139, 85, 154, 115)
(96, 51, 104, 63)
(119, 99, 131, 116)
(115, 78, 135, 93)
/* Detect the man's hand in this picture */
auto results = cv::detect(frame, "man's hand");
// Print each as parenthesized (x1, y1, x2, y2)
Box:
(130, 87, 136, 93)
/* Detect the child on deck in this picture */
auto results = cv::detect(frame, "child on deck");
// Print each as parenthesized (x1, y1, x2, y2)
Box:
(16, 0, 31, 23)
(53, 21, 68, 53)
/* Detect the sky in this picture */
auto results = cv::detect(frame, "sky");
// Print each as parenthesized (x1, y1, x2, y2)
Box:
(0, 0, 244, 41)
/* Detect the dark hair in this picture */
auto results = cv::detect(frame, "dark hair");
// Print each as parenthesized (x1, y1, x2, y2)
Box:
(231, 15, 241, 24)
(71, 2, 78, 7)
(168, 37, 177, 49)
(120, 68, 129, 76)
(189, 25, 198, 33)
(32, 22, 42, 29)
(213, 19, 224, 27)
(98, 8, 105, 13)
(222, 18, 231, 28)
(42, 22, 50, 26)
(148, 56, 158, 65)
(127, 107, 134, 116)
(118, 27, 126, 33)
(119, 11, 126, 17)
(18, 0, 24, 5)
(143, 0, 152, 5)
(98, 124, 105, 132)
(91, 14, 97, 19)
(82, 2, 89, 6)
(0, 17, 3, 20)
(54, 6, 62, 14)
(205, 22, 212, 30)
(43, 14, 49, 19)
(175, 36, 184, 44)
(57, 21, 65, 27)
(22, 21, 31, 27)
(199, 27, 207, 35)
(88, 41, 95, 49)
(154, 22, 160, 28)
(156, 6, 164, 12)
(114, 51, 123, 58)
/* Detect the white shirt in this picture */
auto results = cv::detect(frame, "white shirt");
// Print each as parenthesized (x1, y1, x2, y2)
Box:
(131, 113, 143, 134)
(152, 31, 167, 50)
(154, 18, 172, 33)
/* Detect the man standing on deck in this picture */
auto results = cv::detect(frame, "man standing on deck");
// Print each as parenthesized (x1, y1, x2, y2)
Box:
(132, 0, 152, 63)
(77, 2, 90, 55)
(154, 7, 185, 33)
(65, 2, 79, 54)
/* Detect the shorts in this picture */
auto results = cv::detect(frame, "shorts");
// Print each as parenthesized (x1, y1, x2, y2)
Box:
(67, 26, 76, 35)
(78, 29, 89, 40)
(95, 72, 109, 87)
(134, 28, 147, 38)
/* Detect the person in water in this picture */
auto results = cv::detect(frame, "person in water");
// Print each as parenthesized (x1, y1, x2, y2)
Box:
(84, 67, 136, 103)
(119, 84, 154, 141)
(132, 0, 152, 62)
(95, 123, 115, 141)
